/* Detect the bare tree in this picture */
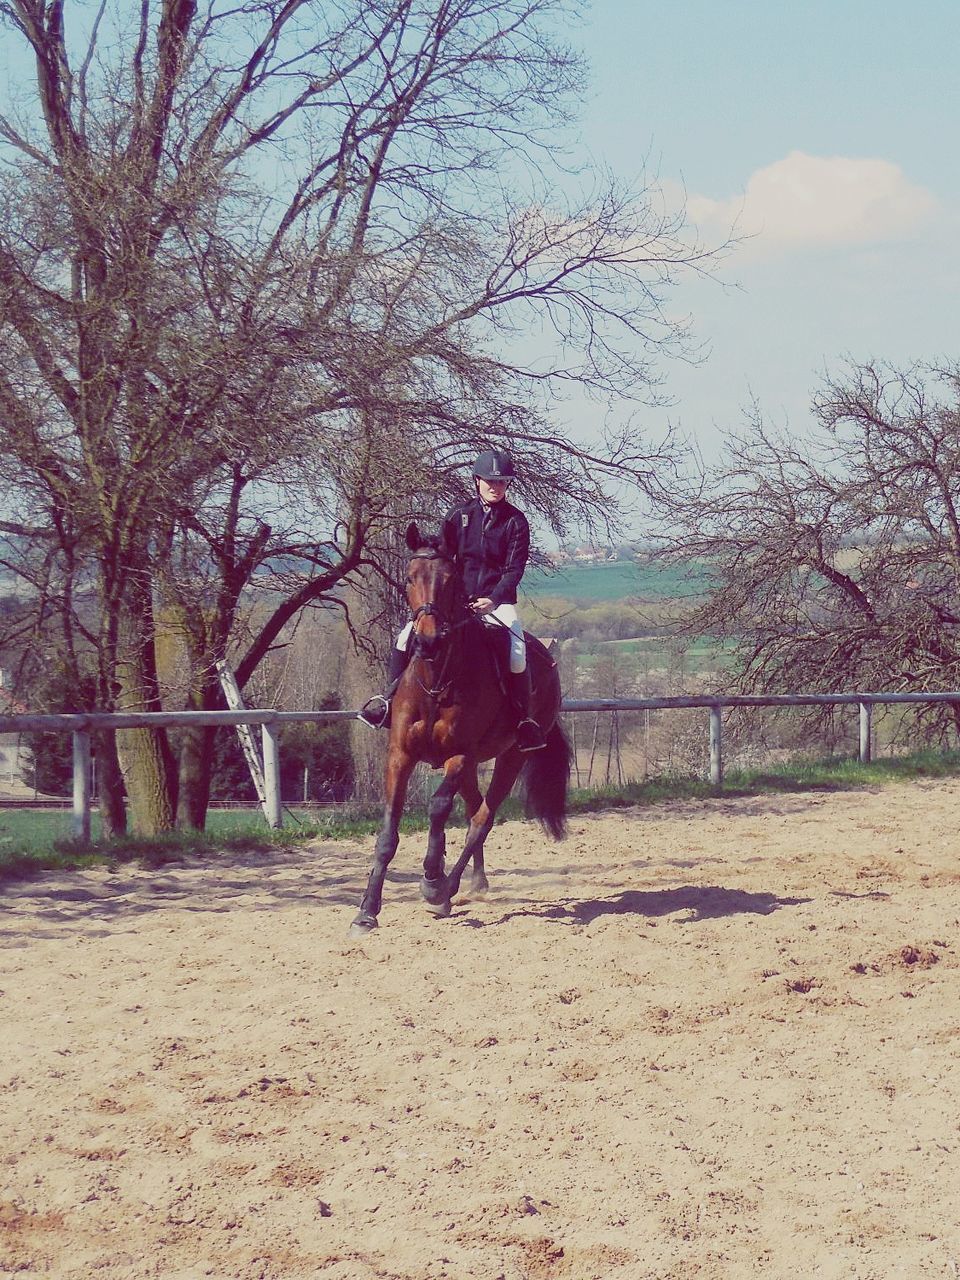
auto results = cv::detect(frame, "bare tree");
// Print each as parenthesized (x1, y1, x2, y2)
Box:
(0, 0, 726, 833)
(657, 360, 960, 741)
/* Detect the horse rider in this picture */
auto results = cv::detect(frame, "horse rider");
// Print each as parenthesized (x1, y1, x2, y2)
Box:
(357, 448, 547, 752)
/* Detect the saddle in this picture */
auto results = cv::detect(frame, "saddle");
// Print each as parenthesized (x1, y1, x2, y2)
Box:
(480, 620, 554, 692)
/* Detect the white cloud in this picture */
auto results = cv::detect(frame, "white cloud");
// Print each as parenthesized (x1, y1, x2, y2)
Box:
(687, 151, 938, 250)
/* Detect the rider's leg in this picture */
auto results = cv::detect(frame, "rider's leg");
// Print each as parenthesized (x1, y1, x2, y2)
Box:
(357, 625, 412, 729)
(490, 604, 546, 753)
(509, 668, 546, 752)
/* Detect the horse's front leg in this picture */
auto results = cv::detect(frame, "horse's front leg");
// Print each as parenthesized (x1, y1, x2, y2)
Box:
(350, 747, 415, 936)
(420, 755, 466, 917)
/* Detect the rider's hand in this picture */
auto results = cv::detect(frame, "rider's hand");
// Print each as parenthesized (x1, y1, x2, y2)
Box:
(470, 597, 494, 614)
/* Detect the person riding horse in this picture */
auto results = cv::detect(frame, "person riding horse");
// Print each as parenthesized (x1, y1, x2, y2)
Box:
(358, 449, 546, 753)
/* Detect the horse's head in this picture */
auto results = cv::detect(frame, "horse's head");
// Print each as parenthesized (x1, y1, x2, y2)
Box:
(404, 521, 466, 659)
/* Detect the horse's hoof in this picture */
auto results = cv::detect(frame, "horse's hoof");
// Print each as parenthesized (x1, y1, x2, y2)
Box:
(349, 914, 378, 937)
(469, 874, 490, 898)
(420, 876, 447, 905)
(421, 876, 452, 916)
(424, 897, 452, 918)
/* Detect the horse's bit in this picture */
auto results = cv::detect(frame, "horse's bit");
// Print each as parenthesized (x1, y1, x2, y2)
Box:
(409, 602, 474, 696)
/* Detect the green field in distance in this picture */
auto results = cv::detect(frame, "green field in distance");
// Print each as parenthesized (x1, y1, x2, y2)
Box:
(522, 558, 704, 603)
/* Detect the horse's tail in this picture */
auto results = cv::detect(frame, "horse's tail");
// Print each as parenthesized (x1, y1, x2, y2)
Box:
(520, 719, 571, 841)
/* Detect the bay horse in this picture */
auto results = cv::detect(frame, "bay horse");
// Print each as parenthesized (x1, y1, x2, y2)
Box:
(350, 522, 571, 934)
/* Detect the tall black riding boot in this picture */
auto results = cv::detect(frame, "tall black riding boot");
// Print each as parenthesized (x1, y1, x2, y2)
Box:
(510, 668, 546, 752)
(357, 647, 410, 729)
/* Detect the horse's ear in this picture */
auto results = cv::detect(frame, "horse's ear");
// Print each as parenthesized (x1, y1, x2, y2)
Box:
(405, 522, 421, 551)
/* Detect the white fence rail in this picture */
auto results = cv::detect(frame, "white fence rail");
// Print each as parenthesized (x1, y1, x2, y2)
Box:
(566, 691, 960, 790)
(3, 691, 960, 839)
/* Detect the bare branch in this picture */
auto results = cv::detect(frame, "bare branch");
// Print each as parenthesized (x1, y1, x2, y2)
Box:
(657, 361, 960, 729)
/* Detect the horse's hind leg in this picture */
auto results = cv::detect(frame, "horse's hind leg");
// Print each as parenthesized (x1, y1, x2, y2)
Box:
(351, 750, 414, 935)
(458, 767, 489, 896)
(420, 757, 465, 917)
(438, 750, 524, 909)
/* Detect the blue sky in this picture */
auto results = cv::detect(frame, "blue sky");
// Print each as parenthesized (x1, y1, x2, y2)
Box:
(1, 1, 954, 464)
(573, 0, 960, 455)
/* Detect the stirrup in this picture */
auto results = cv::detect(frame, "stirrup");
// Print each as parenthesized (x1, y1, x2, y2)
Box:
(516, 718, 546, 753)
(357, 695, 390, 729)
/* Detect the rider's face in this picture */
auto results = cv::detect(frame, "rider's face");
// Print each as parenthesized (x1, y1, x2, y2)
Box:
(477, 476, 511, 503)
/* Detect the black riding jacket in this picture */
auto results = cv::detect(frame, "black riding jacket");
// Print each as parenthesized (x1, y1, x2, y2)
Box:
(441, 497, 531, 606)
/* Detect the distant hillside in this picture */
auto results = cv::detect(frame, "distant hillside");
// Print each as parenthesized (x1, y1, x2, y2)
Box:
(522, 559, 705, 604)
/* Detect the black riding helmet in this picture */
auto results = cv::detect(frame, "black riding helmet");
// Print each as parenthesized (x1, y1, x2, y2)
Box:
(472, 449, 516, 481)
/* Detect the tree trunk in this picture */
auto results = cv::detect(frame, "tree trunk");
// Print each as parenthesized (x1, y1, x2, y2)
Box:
(177, 720, 217, 830)
(94, 729, 127, 839)
(175, 672, 223, 830)
(343, 558, 410, 807)
(346, 639, 387, 807)
(116, 724, 177, 835)
(114, 591, 178, 835)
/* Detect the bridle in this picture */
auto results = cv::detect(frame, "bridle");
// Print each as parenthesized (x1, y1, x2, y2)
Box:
(407, 548, 474, 696)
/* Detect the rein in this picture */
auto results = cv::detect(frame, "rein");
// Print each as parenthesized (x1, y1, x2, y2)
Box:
(406, 544, 494, 700)
(409, 605, 475, 699)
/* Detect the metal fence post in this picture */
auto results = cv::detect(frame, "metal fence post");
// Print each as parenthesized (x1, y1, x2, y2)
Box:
(72, 729, 92, 842)
(859, 701, 873, 764)
(709, 705, 723, 789)
(261, 720, 283, 828)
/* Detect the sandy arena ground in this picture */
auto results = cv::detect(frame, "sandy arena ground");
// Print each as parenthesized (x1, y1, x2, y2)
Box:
(2, 777, 960, 1279)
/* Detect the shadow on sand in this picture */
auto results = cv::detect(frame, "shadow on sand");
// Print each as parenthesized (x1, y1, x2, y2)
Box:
(0, 842, 811, 943)
(462, 883, 810, 929)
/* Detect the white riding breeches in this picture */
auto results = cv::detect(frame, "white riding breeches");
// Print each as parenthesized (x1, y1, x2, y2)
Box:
(487, 603, 527, 673)
(395, 602, 526, 673)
